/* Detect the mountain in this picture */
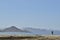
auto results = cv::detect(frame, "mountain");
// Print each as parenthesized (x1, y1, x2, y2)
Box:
(0, 30, 2, 32)
(1, 26, 30, 32)
(24, 27, 60, 35)
(0, 26, 60, 35)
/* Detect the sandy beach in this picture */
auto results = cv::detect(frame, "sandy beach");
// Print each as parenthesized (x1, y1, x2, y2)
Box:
(0, 35, 60, 40)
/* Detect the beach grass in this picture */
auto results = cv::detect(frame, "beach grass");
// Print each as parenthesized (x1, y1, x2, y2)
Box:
(0, 35, 60, 40)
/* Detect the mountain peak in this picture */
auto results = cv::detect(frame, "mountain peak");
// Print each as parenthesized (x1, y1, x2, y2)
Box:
(9, 26, 18, 29)
(2, 26, 23, 32)
(1, 26, 30, 32)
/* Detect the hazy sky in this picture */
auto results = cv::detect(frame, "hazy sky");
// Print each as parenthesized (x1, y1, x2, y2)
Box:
(0, 0, 60, 30)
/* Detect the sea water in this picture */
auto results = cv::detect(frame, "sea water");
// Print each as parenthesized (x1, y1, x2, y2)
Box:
(0, 32, 35, 36)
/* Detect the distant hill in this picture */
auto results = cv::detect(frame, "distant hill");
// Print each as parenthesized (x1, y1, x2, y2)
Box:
(0, 26, 60, 35)
(0, 26, 30, 32)
(24, 27, 60, 35)
(0, 30, 2, 32)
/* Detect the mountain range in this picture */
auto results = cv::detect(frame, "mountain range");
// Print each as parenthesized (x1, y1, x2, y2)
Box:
(24, 27, 60, 35)
(0, 26, 30, 32)
(0, 26, 60, 35)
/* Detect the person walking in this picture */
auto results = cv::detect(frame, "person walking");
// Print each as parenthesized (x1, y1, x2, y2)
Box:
(51, 31, 54, 35)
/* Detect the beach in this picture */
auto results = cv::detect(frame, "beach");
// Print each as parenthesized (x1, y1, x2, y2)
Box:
(0, 35, 60, 40)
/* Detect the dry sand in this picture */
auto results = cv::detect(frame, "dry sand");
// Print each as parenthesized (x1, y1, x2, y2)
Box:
(0, 35, 60, 40)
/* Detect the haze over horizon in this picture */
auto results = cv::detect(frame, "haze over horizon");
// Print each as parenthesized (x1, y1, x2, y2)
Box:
(0, 0, 60, 30)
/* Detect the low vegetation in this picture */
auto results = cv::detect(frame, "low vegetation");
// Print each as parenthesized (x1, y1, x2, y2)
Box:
(0, 35, 60, 40)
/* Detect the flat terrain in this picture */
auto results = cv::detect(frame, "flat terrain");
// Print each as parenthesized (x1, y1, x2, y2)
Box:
(0, 35, 60, 40)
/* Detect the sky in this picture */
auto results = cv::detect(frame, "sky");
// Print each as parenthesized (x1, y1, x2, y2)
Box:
(0, 0, 60, 30)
